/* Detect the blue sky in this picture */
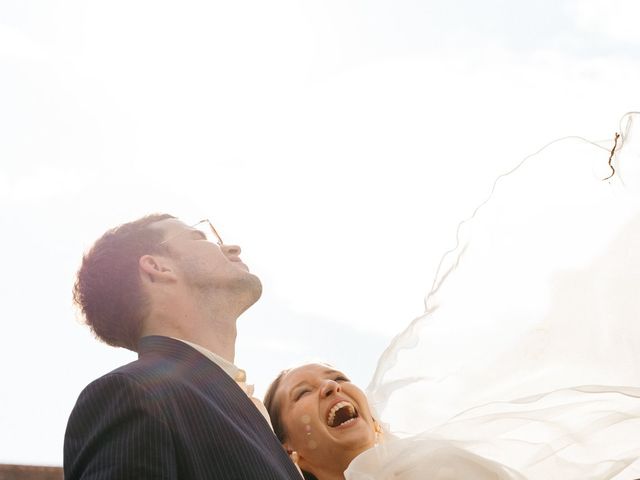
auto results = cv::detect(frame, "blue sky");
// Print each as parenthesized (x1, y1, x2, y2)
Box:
(1, 0, 639, 465)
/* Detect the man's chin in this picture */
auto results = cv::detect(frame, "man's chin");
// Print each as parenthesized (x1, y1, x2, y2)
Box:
(248, 274, 263, 303)
(236, 273, 262, 309)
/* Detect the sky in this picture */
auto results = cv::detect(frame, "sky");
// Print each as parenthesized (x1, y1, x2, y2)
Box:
(1, 0, 640, 466)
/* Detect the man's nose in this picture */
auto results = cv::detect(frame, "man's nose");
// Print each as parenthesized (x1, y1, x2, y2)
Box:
(320, 380, 341, 398)
(221, 244, 241, 256)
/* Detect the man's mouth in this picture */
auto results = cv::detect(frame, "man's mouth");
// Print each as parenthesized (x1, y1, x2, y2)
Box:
(326, 401, 359, 427)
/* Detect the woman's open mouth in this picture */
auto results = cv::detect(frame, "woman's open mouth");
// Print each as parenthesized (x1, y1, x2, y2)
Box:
(326, 401, 359, 428)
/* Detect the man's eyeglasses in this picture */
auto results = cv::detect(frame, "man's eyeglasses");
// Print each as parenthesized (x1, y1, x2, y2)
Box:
(159, 219, 224, 247)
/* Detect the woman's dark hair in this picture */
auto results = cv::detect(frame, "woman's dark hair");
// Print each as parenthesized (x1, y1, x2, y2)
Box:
(264, 369, 318, 480)
(72, 213, 174, 351)
(264, 369, 289, 443)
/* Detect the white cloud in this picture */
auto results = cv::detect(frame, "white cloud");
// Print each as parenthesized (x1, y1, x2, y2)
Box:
(569, 0, 640, 42)
(0, 24, 52, 61)
(0, 167, 90, 204)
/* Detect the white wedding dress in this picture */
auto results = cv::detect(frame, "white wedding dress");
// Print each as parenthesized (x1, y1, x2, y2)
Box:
(347, 113, 640, 479)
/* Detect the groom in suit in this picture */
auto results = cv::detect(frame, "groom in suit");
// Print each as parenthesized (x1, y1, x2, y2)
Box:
(64, 214, 301, 480)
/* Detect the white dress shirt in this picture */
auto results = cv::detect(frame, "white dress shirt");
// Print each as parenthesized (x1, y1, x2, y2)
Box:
(172, 338, 272, 427)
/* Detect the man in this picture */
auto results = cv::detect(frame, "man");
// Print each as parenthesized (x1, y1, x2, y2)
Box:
(64, 214, 301, 480)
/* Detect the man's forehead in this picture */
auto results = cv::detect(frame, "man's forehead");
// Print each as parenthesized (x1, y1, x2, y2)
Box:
(150, 217, 190, 235)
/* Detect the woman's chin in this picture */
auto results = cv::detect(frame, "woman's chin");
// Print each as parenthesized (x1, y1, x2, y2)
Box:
(326, 417, 376, 449)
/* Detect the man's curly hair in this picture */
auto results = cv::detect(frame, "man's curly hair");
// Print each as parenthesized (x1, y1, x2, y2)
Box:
(72, 213, 174, 351)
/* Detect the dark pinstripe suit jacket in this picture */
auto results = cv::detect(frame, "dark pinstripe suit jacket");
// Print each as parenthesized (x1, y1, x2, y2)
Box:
(64, 336, 301, 480)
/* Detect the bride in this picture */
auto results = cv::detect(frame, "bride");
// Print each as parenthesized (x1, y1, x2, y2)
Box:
(265, 113, 640, 479)
(264, 363, 536, 479)
(265, 363, 640, 479)
(264, 363, 381, 480)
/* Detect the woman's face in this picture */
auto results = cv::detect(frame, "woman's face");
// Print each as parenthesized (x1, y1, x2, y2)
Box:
(274, 363, 378, 475)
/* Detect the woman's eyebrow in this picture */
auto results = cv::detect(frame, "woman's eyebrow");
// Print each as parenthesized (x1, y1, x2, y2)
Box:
(289, 370, 345, 394)
(289, 381, 310, 399)
(291, 380, 309, 391)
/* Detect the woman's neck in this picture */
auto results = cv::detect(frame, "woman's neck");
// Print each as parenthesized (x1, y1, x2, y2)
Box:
(311, 471, 345, 480)
(306, 460, 350, 480)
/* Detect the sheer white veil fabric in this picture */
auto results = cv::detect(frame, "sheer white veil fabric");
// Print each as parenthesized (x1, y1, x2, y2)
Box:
(349, 113, 640, 479)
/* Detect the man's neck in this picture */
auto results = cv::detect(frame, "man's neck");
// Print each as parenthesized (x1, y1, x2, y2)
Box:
(142, 302, 239, 362)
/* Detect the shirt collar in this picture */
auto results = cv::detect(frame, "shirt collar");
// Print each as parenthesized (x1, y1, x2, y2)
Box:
(171, 337, 247, 383)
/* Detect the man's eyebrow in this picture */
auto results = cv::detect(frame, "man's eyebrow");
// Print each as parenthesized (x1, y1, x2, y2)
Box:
(189, 229, 207, 240)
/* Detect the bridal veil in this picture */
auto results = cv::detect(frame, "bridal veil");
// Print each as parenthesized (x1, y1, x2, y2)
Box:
(356, 112, 640, 479)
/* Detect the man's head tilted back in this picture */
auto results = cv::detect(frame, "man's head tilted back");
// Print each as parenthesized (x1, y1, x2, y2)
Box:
(72, 213, 262, 352)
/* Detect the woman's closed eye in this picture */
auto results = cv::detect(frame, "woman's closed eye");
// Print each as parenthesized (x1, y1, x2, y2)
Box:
(294, 389, 310, 401)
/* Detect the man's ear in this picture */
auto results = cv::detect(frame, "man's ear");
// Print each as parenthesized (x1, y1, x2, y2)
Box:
(139, 254, 177, 283)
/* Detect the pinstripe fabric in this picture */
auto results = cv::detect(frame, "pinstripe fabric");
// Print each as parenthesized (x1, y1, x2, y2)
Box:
(64, 336, 301, 480)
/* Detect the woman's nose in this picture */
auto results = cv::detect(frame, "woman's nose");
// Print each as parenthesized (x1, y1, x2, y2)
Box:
(221, 244, 241, 256)
(320, 380, 341, 397)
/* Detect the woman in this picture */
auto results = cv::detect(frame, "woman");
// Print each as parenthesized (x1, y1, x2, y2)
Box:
(264, 363, 379, 480)
(264, 363, 533, 480)
(266, 364, 640, 479)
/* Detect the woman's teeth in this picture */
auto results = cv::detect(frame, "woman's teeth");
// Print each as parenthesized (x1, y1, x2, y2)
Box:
(326, 401, 358, 427)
